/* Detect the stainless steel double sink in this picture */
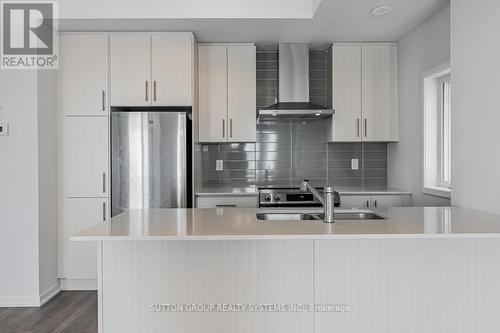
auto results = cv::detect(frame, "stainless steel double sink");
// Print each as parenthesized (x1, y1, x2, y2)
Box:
(256, 210, 388, 221)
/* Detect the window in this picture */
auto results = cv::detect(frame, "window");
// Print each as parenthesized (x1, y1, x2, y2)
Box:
(438, 75, 451, 188)
(422, 64, 451, 198)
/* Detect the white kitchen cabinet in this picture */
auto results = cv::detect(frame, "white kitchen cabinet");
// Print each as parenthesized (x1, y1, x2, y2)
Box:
(371, 194, 412, 208)
(329, 43, 398, 142)
(227, 45, 257, 142)
(63, 117, 109, 198)
(58, 33, 109, 115)
(340, 194, 411, 209)
(329, 45, 362, 142)
(151, 34, 193, 106)
(59, 197, 108, 280)
(198, 45, 228, 142)
(339, 195, 371, 209)
(198, 44, 256, 143)
(196, 195, 258, 208)
(111, 33, 194, 107)
(361, 44, 398, 142)
(110, 34, 151, 106)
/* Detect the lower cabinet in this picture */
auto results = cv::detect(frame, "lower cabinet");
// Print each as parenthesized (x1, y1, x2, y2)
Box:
(59, 197, 108, 280)
(196, 195, 258, 208)
(340, 194, 411, 209)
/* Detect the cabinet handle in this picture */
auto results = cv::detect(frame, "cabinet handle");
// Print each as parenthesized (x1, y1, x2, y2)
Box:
(230, 119, 233, 138)
(364, 118, 368, 137)
(374, 200, 378, 208)
(366, 200, 370, 208)
(102, 90, 106, 111)
(222, 119, 225, 138)
(102, 172, 106, 193)
(216, 204, 237, 207)
(356, 118, 360, 138)
(153, 81, 157, 101)
(102, 202, 107, 221)
(145, 81, 149, 101)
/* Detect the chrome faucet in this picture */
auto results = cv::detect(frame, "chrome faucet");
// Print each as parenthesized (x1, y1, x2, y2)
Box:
(300, 180, 335, 223)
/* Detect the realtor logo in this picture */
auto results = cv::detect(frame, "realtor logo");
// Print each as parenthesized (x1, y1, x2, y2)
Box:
(1, 1, 58, 69)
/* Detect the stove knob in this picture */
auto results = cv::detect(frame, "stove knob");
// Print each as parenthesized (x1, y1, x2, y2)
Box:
(274, 195, 281, 201)
(265, 195, 271, 201)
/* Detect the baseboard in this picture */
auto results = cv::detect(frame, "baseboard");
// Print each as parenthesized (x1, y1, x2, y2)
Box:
(60, 278, 97, 290)
(0, 295, 41, 307)
(39, 283, 61, 306)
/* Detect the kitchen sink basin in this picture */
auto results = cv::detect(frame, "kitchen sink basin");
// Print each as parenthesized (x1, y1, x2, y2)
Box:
(256, 210, 388, 221)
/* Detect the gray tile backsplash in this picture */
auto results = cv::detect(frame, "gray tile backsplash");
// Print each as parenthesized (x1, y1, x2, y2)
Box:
(199, 120, 387, 189)
(198, 49, 387, 189)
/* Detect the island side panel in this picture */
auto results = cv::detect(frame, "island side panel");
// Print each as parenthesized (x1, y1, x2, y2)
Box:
(101, 240, 314, 333)
(314, 239, 500, 333)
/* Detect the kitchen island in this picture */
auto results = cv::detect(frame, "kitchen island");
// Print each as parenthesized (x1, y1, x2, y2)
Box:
(73, 207, 500, 333)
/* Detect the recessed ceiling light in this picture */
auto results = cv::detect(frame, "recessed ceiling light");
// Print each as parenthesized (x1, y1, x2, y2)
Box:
(371, 5, 392, 16)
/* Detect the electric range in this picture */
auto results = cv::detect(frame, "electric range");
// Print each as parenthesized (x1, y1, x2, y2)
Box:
(258, 187, 340, 208)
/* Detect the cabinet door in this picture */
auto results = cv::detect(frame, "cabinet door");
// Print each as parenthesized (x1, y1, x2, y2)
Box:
(151, 34, 193, 106)
(227, 45, 256, 142)
(339, 195, 371, 209)
(60, 197, 107, 279)
(198, 45, 228, 142)
(110, 34, 151, 106)
(361, 44, 397, 142)
(371, 195, 409, 208)
(330, 45, 362, 142)
(59, 34, 108, 115)
(64, 117, 109, 197)
(196, 196, 258, 208)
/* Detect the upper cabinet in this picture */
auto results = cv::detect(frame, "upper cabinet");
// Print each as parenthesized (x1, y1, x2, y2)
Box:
(330, 45, 362, 141)
(329, 43, 398, 142)
(110, 35, 151, 106)
(227, 45, 257, 142)
(361, 44, 398, 142)
(198, 44, 256, 143)
(59, 33, 109, 115)
(151, 35, 193, 106)
(110, 33, 194, 107)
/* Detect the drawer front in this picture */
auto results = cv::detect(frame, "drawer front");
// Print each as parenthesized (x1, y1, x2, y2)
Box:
(196, 196, 258, 208)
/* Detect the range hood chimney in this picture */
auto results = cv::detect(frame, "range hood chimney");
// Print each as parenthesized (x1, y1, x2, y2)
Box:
(258, 43, 334, 120)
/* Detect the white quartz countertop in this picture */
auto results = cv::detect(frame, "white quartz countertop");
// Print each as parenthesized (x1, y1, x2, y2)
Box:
(72, 207, 500, 241)
(195, 186, 412, 196)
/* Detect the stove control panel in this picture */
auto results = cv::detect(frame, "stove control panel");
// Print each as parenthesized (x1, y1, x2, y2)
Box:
(258, 188, 340, 208)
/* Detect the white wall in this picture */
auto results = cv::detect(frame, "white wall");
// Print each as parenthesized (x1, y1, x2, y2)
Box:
(0, 71, 41, 306)
(37, 71, 59, 302)
(0, 69, 58, 306)
(388, 6, 451, 207)
(60, 0, 317, 19)
(451, 0, 500, 214)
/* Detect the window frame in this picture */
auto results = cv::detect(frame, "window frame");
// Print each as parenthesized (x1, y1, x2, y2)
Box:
(421, 63, 451, 199)
(437, 74, 451, 189)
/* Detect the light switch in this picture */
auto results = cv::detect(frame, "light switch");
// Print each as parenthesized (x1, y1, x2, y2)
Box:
(351, 159, 359, 170)
(216, 160, 224, 171)
(0, 122, 9, 136)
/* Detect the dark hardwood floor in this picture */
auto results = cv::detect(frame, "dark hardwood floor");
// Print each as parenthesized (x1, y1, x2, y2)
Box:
(0, 291, 97, 333)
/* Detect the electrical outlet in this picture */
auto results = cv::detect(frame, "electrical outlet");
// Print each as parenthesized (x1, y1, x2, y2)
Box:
(0, 105, 4, 115)
(216, 160, 224, 171)
(351, 158, 359, 170)
(0, 123, 8, 136)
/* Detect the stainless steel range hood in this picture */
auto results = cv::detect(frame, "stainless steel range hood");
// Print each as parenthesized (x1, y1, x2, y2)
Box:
(258, 43, 334, 120)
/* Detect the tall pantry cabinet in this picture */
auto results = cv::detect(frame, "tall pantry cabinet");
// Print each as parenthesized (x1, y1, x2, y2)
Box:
(58, 33, 110, 289)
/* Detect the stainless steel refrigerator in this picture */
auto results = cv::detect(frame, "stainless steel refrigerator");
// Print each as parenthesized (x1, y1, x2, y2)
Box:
(111, 108, 192, 216)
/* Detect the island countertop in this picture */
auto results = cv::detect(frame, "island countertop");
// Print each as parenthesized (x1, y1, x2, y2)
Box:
(71, 207, 500, 241)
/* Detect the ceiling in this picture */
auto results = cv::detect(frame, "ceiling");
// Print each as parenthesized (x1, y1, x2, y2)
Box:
(59, 0, 450, 48)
